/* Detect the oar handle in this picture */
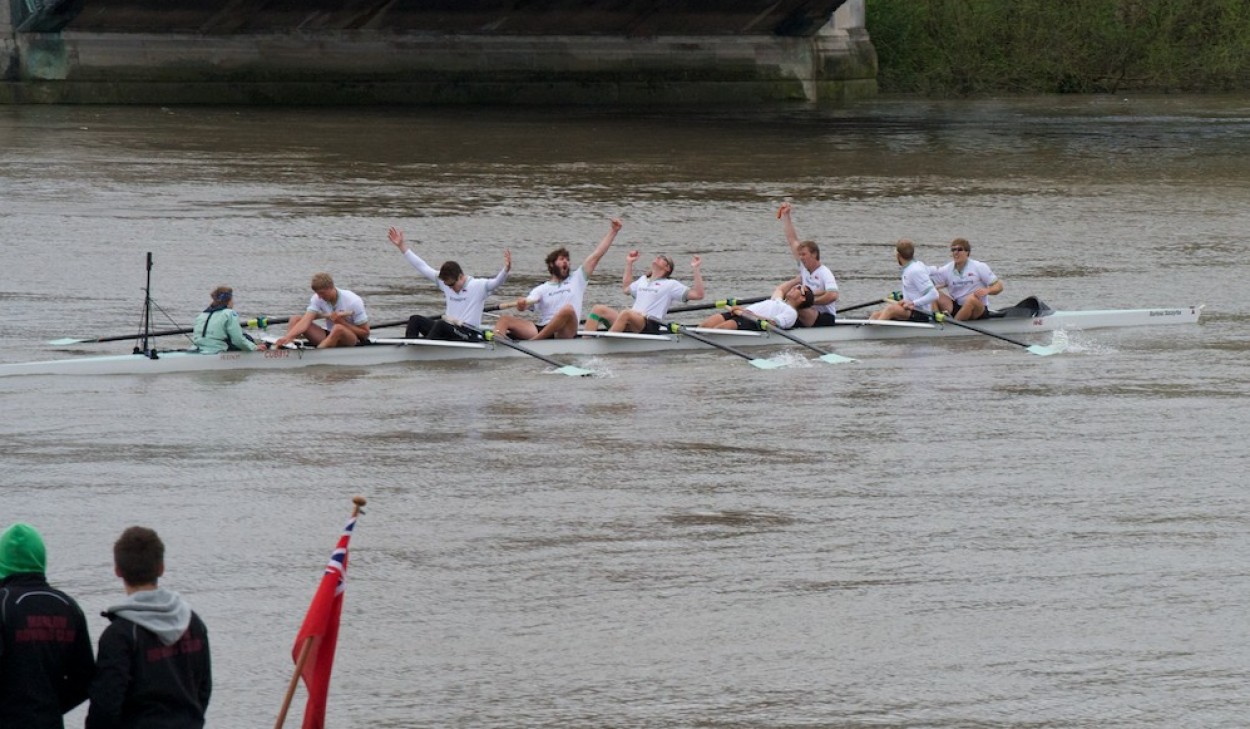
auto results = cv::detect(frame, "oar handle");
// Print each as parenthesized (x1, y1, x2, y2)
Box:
(669, 296, 767, 315)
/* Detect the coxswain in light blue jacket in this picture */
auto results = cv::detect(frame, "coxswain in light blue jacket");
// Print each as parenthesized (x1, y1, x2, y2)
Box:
(191, 286, 265, 354)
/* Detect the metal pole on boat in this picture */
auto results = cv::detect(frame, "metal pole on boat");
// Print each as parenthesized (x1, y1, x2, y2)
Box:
(133, 252, 159, 359)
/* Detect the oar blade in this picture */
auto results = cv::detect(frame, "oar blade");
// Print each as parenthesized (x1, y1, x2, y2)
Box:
(47, 337, 89, 346)
(749, 358, 785, 370)
(554, 365, 596, 378)
(818, 352, 856, 364)
(1026, 331, 1069, 357)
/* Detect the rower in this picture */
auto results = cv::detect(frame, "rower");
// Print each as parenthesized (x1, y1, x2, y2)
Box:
(778, 201, 839, 326)
(870, 240, 938, 322)
(273, 273, 370, 348)
(493, 217, 622, 341)
(698, 280, 814, 331)
(929, 238, 1003, 320)
(387, 226, 510, 342)
(584, 250, 705, 334)
(191, 286, 266, 353)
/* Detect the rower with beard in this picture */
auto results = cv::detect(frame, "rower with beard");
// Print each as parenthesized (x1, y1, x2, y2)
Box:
(584, 250, 705, 334)
(387, 226, 511, 342)
(493, 217, 622, 340)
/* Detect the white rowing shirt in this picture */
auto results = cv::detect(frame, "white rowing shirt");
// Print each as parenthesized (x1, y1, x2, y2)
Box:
(403, 249, 509, 327)
(306, 288, 369, 332)
(628, 276, 689, 321)
(931, 258, 998, 306)
(798, 262, 838, 316)
(746, 297, 798, 330)
(900, 260, 938, 313)
(527, 267, 589, 325)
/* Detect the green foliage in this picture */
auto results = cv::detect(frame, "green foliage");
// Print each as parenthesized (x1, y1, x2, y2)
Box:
(867, 0, 1250, 94)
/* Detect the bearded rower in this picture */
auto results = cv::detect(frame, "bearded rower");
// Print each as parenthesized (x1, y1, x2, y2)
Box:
(493, 218, 622, 340)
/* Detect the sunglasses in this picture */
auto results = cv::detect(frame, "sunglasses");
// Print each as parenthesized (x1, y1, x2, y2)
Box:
(950, 247, 967, 253)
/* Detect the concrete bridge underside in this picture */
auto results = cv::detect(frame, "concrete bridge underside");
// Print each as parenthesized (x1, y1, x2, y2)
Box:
(1, 0, 877, 104)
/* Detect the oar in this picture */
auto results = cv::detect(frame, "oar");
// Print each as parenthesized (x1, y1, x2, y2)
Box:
(665, 323, 784, 370)
(837, 298, 890, 315)
(370, 301, 520, 331)
(472, 327, 594, 377)
(758, 322, 855, 364)
(931, 312, 1067, 356)
(668, 296, 768, 315)
(47, 316, 292, 346)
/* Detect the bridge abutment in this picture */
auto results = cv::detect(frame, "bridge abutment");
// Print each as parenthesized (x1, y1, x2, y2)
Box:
(1, 1, 876, 105)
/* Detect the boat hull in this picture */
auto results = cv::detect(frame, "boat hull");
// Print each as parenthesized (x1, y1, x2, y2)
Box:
(0, 305, 1203, 377)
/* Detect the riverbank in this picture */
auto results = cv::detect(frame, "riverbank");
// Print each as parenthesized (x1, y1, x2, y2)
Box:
(868, 0, 1250, 94)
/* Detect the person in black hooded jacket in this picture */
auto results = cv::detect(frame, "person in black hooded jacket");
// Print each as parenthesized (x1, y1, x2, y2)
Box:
(86, 526, 211, 729)
(0, 522, 95, 729)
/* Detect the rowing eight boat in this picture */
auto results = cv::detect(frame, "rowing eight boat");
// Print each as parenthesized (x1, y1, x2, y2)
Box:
(0, 301, 1203, 377)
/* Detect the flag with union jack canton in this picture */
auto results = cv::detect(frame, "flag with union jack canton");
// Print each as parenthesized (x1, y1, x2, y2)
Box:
(292, 512, 357, 729)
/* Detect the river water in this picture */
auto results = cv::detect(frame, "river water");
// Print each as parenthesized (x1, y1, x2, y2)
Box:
(1, 96, 1247, 728)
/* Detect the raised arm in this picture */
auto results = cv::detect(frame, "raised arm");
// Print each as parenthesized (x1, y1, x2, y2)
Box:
(620, 250, 640, 295)
(485, 249, 512, 291)
(686, 255, 705, 301)
(774, 276, 801, 300)
(582, 218, 622, 279)
(778, 201, 802, 258)
(388, 227, 439, 282)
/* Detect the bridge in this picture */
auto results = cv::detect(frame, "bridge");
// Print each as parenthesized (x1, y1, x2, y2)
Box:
(0, 0, 875, 104)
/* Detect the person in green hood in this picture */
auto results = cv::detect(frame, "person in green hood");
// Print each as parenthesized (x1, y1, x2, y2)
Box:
(0, 522, 95, 729)
(191, 285, 267, 354)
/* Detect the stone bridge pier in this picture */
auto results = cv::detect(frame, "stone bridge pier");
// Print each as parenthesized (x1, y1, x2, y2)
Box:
(1, 1, 875, 104)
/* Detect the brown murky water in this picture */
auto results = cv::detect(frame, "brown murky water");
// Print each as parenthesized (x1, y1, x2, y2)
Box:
(1, 96, 1246, 727)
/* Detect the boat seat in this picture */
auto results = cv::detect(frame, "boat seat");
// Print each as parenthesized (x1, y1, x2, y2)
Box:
(987, 296, 1052, 319)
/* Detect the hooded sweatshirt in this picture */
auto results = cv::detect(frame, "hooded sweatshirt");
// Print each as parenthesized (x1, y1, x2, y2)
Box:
(0, 521, 47, 578)
(86, 587, 211, 729)
(0, 523, 94, 729)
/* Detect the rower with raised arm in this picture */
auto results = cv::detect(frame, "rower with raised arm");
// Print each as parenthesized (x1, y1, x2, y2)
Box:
(388, 226, 511, 342)
(930, 238, 1003, 320)
(273, 273, 370, 348)
(493, 217, 622, 340)
(698, 279, 815, 331)
(778, 201, 839, 327)
(585, 250, 705, 334)
(870, 239, 938, 322)
(191, 286, 266, 353)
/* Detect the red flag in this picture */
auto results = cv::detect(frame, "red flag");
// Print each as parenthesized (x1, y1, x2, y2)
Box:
(291, 512, 358, 729)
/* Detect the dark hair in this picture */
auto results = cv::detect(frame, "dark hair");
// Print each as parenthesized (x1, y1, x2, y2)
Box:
(114, 526, 164, 586)
(546, 248, 571, 278)
(438, 261, 463, 286)
(799, 286, 815, 309)
(210, 286, 233, 305)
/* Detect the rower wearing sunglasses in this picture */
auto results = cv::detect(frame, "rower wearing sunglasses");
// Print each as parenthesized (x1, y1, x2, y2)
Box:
(929, 238, 1003, 321)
